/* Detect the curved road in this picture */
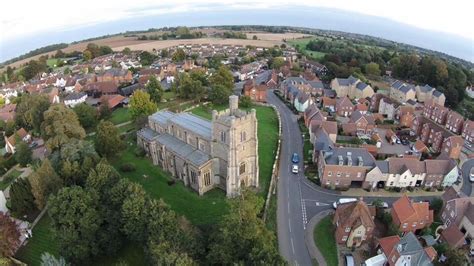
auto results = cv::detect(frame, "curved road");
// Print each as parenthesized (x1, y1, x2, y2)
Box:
(268, 90, 459, 265)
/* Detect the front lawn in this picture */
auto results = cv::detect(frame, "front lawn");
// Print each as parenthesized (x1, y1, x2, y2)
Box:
(314, 215, 338, 266)
(111, 142, 228, 226)
(15, 215, 60, 266)
(0, 169, 22, 190)
(109, 108, 132, 125)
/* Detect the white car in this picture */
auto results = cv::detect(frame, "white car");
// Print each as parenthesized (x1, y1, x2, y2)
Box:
(333, 198, 358, 209)
(292, 164, 299, 174)
(470, 167, 474, 182)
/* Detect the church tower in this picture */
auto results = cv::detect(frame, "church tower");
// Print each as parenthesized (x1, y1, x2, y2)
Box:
(211, 96, 259, 197)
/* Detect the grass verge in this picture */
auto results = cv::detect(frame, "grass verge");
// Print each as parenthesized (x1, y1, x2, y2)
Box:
(314, 215, 338, 266)
(109, 108, 132, 125)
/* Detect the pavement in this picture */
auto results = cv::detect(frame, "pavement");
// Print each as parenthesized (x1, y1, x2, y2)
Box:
(305, 210, 333, 266)
(373, 128, 411, 155)
(269, 90, 456, 266)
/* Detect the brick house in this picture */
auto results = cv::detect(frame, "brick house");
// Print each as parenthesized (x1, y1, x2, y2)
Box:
(333, 200, 375, 248)
(378, 97, 399, 120)
(335, 97, 354, 117)
(445, 110, 464, 134)
(412, 116, 452, 153)
(342, 111, 376, 136)
(462, 120, 474, 144)
(396, 106, 415, 128)
(369, 93, 384, 112)
(83, 81, 118, 97)
(391, 195, 433, 233)
(304, 104, 323, 127)
(318, 147, 376, 189)
(96, 68, 133, 84)
(243, 79, 268, 103)
(441, 135, 464, 160)
(423, 101, 448, 125)
(376, 232, 436, 266)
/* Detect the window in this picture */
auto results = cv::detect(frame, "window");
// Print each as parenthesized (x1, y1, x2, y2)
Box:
(342, 236, 348, 242)
(357, 230, 362, 235)
(337, 172, 341, 177)
(403, 223, 407, 228)
(357, 172, 361, 178)
(239, 162, 246, 175)
(345, 227, 351, 233)
(240, 131, 247, 142)
(390, 182, 394, 186)
(204, 172, 211, 186)
(191, 171, 197, 184)
(328, 171, 332, 177)
(450, 211, 455, 218)
(220, 131, 226, 142)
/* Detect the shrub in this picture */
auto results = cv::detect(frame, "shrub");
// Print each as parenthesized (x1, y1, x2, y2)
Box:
(167, 180, 176, 186)
(134, 147, 146, 157)
(120, 163, 136, 172)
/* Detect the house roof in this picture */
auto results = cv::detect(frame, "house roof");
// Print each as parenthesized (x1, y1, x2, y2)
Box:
(349, 111, 375, 124)
(414, 140, 428, 153)
(392, 195, 433, 225)
(64, 92, 87, 101)
(336, 96, 353, 108)
(378, 235, 400, 258)
(150, 111, 212, 140)
(84, 81, 118, 94)
(154, 133, 211, 166)
(101, 94, 126, 109)
(387, 157, 425, 175)
(335, 200, 375, 232)
(440, 224, 465, 247)
(424, 159, 456, 175)
(396, 232, 434, 265)
(7, 128, 29, 146)
(323, 147, 376, 167)
(442, 187, 466, 203)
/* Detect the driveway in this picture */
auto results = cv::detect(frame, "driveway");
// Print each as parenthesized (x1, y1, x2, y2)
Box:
(374, 128, 411, 155)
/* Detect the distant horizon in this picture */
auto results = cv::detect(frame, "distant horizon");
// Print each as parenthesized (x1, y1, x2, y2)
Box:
(1, 6, 473, 63)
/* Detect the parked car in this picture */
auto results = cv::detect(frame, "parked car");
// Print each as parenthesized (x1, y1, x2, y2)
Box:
(292, 153, 299, 163)
(292, 164, 299, 174)
(344, 254, 355, 266)
(371, 201, 389, 208)
(333, 198, 358, 209)
(401, 139, 409, 145)
(470, 167, 474, 182)
(396, 138, 401, 144)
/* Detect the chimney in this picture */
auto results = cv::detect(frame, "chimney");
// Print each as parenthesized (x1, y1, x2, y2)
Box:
(338, 155, 344, 166)
(229, 95, 238, 115)
(347, 156, 352, 166)
(358, 156, 364, 166)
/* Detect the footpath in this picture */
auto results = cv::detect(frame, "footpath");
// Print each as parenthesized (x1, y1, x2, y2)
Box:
(340, 188, 443, 197)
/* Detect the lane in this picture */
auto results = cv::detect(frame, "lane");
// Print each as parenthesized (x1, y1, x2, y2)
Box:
(269, 90, 313, 265)
(461, 159, 474, 196)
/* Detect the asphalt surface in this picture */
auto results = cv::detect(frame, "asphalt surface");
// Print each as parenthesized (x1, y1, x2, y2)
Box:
(268, 90, 452, 265)
(461, 159, 474, 196)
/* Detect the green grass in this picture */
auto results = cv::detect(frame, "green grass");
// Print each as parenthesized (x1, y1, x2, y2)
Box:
(298, 120, 312, 163)
(287, 37, 327, 60)
(109, 108, 132, 125)
(190, 104, 227, 120)
(15, 215, 60, 266)
(0, 169, 22, 190)
(163, 91, 176, 100)
(117, 123, 135, 134)
(314, 216, 338, 266)
(111, 142, 228, 226)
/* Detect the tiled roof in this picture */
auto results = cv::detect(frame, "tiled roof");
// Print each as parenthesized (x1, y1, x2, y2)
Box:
(155, 133, 211, 166)
(335, 200, 375, 231)
(150, 111, 212, 140)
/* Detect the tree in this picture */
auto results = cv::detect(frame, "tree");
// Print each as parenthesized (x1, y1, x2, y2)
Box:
(98, 101, 112, 120)
(430, 197, 443, 217)
(239, 96, 252, 108)
(129, 90, 157, 120)
(176, 26, 190, 37)
(4, 121, 15, 136)
(50, 139, 99, 186)
(29, 159, 63, 209)
(95, 121, 124, 158)
(441, 247, 468, 265)
(177, 73, 206, 101)
(121, 47, 131, 55)
(21, 60, 48, 80)
(161, 49, 169, 58)
(82, 50, 92, 61)
(15, 94, 51, 133)
(270, 57, 285, 70)
(9, 178, 36, 216)
(365, 62, 381, 76)
(49, 186, 102, 263)
(172, 49, 186, 62)
(0, 213, 20, 257)
(41, 105, 86, 151)
(54, 50, 65, 58)
(40, 252, 67, 266)
(121, 183, 149, 242)
(207, 190, 284, 264)
(139, 51, 156, 66)
(209, 85, 232, 105)
(73, 103, 98, 130)
(146, 76, 164, 104)
(209, 66, 234, 91)
(252, 35, 258, 40)
(86, 43, 100, 58)
(148, 241, 195, 266)
(14, 141, 32, 167)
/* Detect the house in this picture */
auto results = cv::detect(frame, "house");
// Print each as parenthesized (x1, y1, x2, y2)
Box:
(335, 97, 354, 117)
(119, 83, 144, 97)
(413, 139, 428, 153)
(412, 116, 453, 153)
(445, 110, 464, 134)
(242, 79, 268, 103)
(0, 104, 16, 122)
(466, 86, 474, 99)
(369, 93, 384, 112)
(304, 104, 323, 127)
(294, 93, 312, 113)
(310, 120, 337, 144)
(425, 159, 459, 188)
(83, 81, 118, 97)
(354, 103, 368, 114)
(342, 111, 376, 136)
(5, 128, 31, 154)
(96, 68, 133, 84)
(428, 90, 446, 106)
(63, 92, 88, 108)
(440, 135, 464, 160)
(462, 120, 474, 144)
(322, 97, 336, 112)
(330, 76, 374, 99)
(378, 97, 398, 120)
(333, 199, 375, 248)
(439, 188, 474, 249)
(374, 232, 436, 266)
(396, 106, 415, 128)
(100, 94, 126, 110)
(137, 96, 258, 197)
(391, 195, 433, 233)
(255, 70, 278, 88)
(317, 147, 376, 189)
(389, 80, 416, 103)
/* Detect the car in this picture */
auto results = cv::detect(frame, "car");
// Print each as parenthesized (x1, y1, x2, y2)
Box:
(292, 153, 299, 163)
(333, 198, 358, 209)
(292, 164, 299, 174)
(470, 167, 474, 182)
(371, 201, 389, 208)
(396, 138, 401, 144)
(401, 139, 409, 145)
(344, 254, 355, 266)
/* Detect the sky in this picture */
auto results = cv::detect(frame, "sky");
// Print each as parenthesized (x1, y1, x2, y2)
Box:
(1, 0, 473, 61)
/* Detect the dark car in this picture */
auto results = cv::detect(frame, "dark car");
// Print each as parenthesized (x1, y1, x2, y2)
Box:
(292, 153, 299, 163)
(401, 139, 409, 145)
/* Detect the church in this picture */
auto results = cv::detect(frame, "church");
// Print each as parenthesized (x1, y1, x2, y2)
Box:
(137, 96, 259, 197)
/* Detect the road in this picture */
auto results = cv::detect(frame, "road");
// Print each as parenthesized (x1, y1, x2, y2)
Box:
(461, 158, 474, 196)
(268, 90, 450, 265)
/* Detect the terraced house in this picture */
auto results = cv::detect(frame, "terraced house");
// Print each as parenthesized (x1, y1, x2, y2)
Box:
(330, 75, 374, 99)
(137, 96, 259, 197)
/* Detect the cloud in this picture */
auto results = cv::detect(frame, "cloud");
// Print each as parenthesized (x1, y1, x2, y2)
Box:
(1, 0, 473, 42)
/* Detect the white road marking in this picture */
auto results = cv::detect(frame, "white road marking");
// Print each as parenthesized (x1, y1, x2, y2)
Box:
(315, 202, 330, 206)
(291, 238, 295, 254)
(298, 181, 308, 229)
(288, 219, 292, 233)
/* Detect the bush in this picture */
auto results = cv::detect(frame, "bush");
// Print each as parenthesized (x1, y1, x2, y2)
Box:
(134, 147, 146, 157)
(167, 180, 176, 186)
(120, 163, 136, 172)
